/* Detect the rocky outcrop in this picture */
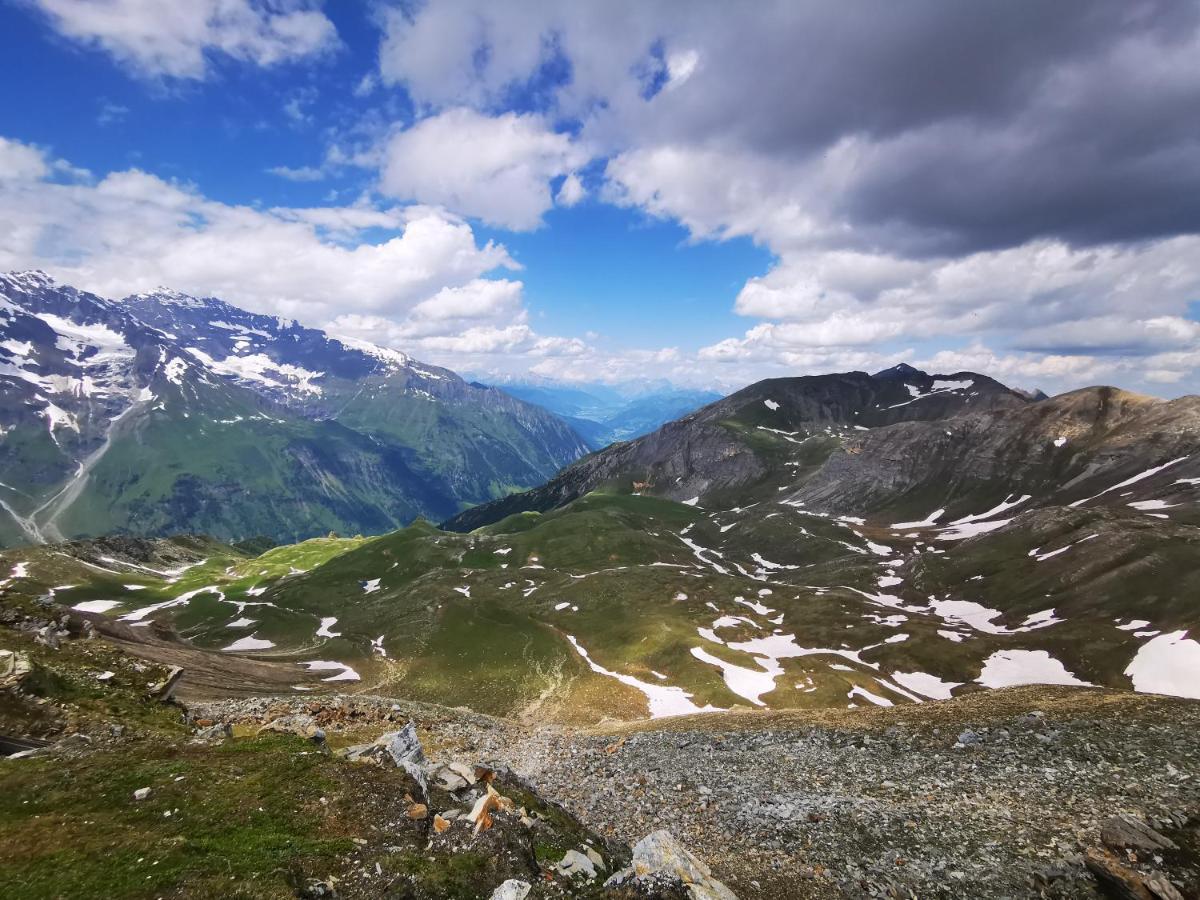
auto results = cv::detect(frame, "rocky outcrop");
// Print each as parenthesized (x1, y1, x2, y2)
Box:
(606, 831, 738, 899)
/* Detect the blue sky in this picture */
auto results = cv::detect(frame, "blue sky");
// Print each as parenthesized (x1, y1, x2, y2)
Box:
(1, 1, 1198, 395)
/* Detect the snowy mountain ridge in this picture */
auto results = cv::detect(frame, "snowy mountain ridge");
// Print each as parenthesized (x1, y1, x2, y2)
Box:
(0, 271, 589, 546)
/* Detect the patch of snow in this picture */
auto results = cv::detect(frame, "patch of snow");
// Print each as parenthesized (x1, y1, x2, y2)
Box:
(299, 660, 361, 682)
(848, 685, 893, 707)
(1070, 456, 1190, 507)
(567, 635, 720, 718)
(892, 508, 945, 529)
(1124, 630, 1200, 699)
(223, 634, 275, 652)
(975, 650, 1093, 688)
(682, 496, 700, 507)
(935, 518, 1013, 541)
(691, 646, 780, 706)
(316, 617, 341, 638)
(361, 578, 381, 594)
(750, 552, 798, 571)
(891, 671, 962, 700)
(1128, 499, 1178, 511)
(72, 599, 122, 613)
(1116, 618, 1151, 631)
(947, 494, 1031, 526)
(186, 346, 324, 396)
(119, 585, 223, 622)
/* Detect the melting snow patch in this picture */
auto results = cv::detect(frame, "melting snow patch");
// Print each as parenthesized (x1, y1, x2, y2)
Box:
(948, 495, 1030, 526)
(935, 518, 1013, 541)
(227, 617, 255, 628)
(119, 586, 223, 622)
(1070, 456, 1190, 507)
(763, 399, 780, 411)
(1054, 436, 1067, 447)
(72, 599, 122, 613)
(299, 660, 361, 682)
(361, 578, 381, 594)
(567, 635, 720, 718)
(892, 509, 945, 529)
(691, 646, 780, 706)
(938, 629, 967, 643)
(734, 595, 774, 616)
(454, 585, 471, 598)
(371, 635, 387, 657)
(891, 671, 962, 700)
(976, 650, 1093, 688)
(223, 635, 275, 652)
(1128, 499, 1178, 511)
(316, 617, 341, 638)
(1116, 618, 1152, 631)
(751, 552, 798, 571)
(682, 497, 700, 507)
(1124, 631, 1200, 699)
(848, 685, 892, 707)
(927, 598, 1059, 635)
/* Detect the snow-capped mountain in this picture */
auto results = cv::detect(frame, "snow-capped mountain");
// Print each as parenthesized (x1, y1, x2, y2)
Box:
(0, 271, 589, 546)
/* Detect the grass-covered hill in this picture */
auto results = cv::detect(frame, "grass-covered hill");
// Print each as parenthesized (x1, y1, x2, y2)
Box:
(5, 476, 1196, 726)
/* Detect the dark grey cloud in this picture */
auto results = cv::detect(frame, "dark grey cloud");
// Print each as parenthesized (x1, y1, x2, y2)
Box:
(612, 0, 1200, 254)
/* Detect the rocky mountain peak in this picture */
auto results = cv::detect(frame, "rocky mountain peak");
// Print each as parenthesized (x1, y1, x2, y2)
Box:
(872, 362, 926, 380)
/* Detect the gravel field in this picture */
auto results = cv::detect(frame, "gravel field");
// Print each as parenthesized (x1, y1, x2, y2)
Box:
(199, 687, 1200, 899)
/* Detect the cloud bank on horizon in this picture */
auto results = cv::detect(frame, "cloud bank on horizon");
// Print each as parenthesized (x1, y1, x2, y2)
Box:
(1, 0, 1199, 396)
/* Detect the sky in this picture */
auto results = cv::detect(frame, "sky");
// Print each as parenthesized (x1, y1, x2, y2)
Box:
(1, 1, 1199, 396)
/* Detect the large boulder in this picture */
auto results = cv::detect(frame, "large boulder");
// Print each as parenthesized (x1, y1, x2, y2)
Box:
(337, 721, 429, 796)
(605, 830, 737, 900)
(489, 880, 531, 900)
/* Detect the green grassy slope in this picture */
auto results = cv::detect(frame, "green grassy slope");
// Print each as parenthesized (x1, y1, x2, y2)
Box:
(8, 483, 1196, 725)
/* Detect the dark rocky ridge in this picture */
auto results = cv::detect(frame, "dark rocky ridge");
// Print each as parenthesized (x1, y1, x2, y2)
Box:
(446, 371, 1200, 533)
(443, 367, 1030, 531)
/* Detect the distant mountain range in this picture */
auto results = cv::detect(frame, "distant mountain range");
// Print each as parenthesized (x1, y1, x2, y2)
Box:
(446, 363, 1200, 532)
(0, 271, 589, 546)
(474, 377, 722, 449)
(7, 358, 1196, 731)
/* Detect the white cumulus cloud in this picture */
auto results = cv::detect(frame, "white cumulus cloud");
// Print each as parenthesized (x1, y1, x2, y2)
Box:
(28, 0, 338, 79)
(379, 108, 588, 231)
